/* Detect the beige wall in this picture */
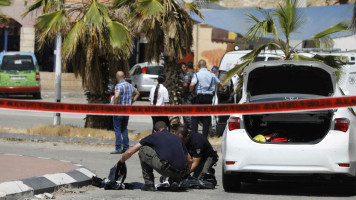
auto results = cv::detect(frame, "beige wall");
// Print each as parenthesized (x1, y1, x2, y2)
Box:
(192, 24, 234, 69)
(40, 72, 84, 91)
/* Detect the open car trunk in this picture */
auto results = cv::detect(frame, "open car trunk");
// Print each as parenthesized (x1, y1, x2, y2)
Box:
(242, 61, 337, 144)
(243, 111, 333, 143)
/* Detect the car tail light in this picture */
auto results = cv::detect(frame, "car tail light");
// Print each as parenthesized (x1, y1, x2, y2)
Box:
(338, 163, 350, 167)
(228, 117, 241, 131)
(226, 161, 235, 165)
(142, 67, 146, 74)
(334, 118, 350, 132)
(36, 72, 40, 81)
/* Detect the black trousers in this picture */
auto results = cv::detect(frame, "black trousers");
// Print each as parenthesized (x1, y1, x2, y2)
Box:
(151, 116, 170, 133)
(191, 94, 213, 137)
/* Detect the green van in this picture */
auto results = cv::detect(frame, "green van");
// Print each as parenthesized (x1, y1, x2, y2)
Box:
(0, 52, 41, 99)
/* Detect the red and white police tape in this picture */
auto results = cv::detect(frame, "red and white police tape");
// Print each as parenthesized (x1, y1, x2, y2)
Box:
(1, 96, 356, 116)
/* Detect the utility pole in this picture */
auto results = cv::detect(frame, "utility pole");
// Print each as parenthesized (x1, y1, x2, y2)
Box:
(53, 33, 62, 125)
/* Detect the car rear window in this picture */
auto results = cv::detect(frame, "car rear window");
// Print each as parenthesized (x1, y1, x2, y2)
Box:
(1, 55, 35, 71)
(146, 66, 163, 75)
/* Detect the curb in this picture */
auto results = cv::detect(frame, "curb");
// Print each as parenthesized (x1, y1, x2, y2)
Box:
(0, 156, 96, 200)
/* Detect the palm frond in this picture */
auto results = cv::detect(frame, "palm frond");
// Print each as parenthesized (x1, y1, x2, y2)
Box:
(245, 9, 278, 39)
(106, 20, 132, 48)
(22, 0, 42, 17)
(311, 21, 349, 48)
(275, 0, 305, 39)
(0, 14, 8, 24)
(223, 60, 251, 84)
(185, 3, 205, 21)
(113, 0, 130, 9)
(0, 0, 11, 6)
(22, 0, 65, 18)
(84, 0, 109, 27)
(352, 2, 356, 32)
(35, 9, 68, 40)
(136, 0, 164, 16)
(62, 21, 84, 58)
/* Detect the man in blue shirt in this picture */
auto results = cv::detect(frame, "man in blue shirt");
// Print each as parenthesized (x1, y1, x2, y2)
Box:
(117, 121, 192, 191)
(189, 59, 225, 137)
(111, 71, 140, 154)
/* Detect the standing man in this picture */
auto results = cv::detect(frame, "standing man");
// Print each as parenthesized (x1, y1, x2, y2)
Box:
(111, 71, 140, 154)
(179, 62, 188, 81)
(118, 121, 192, 191)
(189, 59, 225, 137)
(176, 126, 218, 179)
(181, 61, 195, 130)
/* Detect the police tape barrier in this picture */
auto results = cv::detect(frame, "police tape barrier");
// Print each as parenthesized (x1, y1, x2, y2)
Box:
(1, 96, 356, 116)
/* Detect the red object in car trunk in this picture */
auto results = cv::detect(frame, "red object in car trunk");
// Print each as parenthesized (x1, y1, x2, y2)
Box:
(270, 138, 287, 142)
(142, 67, 147, 74)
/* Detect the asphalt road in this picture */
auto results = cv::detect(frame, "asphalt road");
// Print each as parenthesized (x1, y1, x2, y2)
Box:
(0, 93, 153, 133)
(1, 140, 356, 200)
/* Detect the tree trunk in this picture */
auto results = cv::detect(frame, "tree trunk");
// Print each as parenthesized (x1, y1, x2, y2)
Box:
(164, 60, 181, 105)
(163, 59, 182, 131)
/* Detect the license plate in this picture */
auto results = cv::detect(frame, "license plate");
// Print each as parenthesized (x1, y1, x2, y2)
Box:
(11, 76, 26, 80)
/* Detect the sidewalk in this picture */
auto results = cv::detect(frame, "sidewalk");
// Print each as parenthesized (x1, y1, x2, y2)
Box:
(0, 153, 95, 200)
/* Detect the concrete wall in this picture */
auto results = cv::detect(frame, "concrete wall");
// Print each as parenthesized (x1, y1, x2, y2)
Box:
(192, 24, 234, 68)
(40, 72, 84, 91)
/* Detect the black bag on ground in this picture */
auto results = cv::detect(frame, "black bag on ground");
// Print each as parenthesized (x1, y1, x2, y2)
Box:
(180, 176, 215, 189)
(92, 161, 127, 190)
(200, 173, 217, 186)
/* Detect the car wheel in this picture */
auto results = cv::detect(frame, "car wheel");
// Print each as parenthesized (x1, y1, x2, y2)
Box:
(33, 92, 41, 99)
(222, 167, 241, 192)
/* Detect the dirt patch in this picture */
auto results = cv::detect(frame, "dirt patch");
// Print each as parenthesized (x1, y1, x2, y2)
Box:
(0, 125, 153, 141)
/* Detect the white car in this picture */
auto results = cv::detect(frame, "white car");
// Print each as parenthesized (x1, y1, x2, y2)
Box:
(129, 62, 164, 96)
(212, 50, 284, 136)
(222, 60, 356, 192)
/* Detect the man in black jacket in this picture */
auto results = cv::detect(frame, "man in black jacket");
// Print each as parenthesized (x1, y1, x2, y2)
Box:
(176, 126, 218, 178)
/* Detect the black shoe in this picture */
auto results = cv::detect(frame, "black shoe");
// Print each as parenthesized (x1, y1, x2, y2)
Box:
(110, 150, 122, 154)
(170, 182, 179, 192)
(141, 184, 156, 191)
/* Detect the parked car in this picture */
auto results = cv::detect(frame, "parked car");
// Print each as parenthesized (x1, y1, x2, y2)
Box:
(222, 60, 356, 193)
(129, 62, 164, 97)
(0, 52, 41, 99)
(212, 50, 284, 136)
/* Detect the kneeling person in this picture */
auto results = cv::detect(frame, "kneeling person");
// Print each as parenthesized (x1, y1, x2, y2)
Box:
(118, 121, 192, 191)
(176, 126, 218, 178)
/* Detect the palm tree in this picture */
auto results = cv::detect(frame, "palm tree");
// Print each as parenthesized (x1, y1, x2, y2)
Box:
(24, 0, 132, 129)
(224, 0, 350, 89)
(114, 0, 204, 105)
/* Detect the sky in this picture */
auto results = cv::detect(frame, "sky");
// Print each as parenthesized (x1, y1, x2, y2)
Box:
(190, 4, 354, 40)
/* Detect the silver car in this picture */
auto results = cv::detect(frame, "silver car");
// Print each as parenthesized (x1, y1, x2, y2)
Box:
(129, 62, 164, 96)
